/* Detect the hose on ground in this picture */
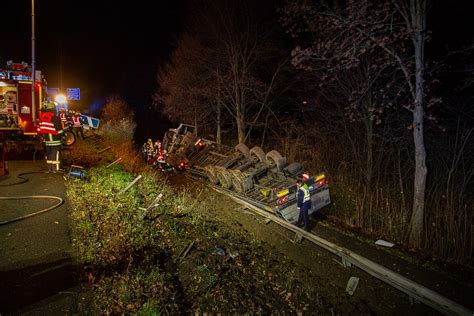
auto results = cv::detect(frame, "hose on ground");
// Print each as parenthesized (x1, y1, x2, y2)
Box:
(0, 195, 64, 226)
(0, 171, 48, 186)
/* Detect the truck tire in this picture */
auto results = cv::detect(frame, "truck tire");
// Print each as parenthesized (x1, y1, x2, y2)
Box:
(265, 150, 286, 171)
(235, 143, 250, 159)
(249, 146, 265, 163)
(205, 165, 219, 185)
(62, 130, 76, 146)
(215, 167, 233, 189)
(230, 170, 253, 193)
(285, 162, 304, 177)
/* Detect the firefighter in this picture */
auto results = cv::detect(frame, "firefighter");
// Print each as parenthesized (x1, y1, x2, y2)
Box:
(38, 101, 64, 173)
(153, 140, 163, 166)
(296, 172, 311, 232)
(59, 108, 67, 129)
(145, 139, 154, 164)
(72, 111, 84, 139)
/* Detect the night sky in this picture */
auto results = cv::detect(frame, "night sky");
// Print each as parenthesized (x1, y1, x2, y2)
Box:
(1, 0, 471, 141)
(2, 0, 188, 115)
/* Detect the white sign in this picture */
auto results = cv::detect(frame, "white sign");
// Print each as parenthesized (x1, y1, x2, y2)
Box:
(67, 88, 80, 100)
(21, 106, 31, 114)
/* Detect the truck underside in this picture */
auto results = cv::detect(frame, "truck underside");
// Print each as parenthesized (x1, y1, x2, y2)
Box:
(162, 124, 331, 224)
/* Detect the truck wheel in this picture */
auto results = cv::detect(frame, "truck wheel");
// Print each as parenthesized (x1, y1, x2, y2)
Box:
(230, 170, 253, 193)
(249, 146, 265, 162)
(62, 131, 76, 146)
(235, 143, 250, 159)
(285, 162, 304, 177)
(216, 167, 233, 189)
(266, 150, 286, 171)
(205, 166, 219, 185)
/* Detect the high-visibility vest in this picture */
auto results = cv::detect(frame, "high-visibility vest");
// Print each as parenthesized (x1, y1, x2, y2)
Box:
(38, 112, 59, 135)
(59, 112, 67, 123)
(38, 112, 63, 146)
(300, 184, 311, 203)
(73, 116, 82, 127)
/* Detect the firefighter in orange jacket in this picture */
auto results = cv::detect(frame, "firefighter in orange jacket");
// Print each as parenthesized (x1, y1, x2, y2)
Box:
(72, 111, 84, 139)
(59, 108, 67, 129)
(38, 101, 64, 172)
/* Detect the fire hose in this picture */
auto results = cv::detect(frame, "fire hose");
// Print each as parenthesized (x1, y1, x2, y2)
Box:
(0, 195, 64, 226)
(0, 171, 64, 226)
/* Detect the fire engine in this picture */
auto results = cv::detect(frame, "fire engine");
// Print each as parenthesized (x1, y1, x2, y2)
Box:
(0, 61, 50, 175)
(0, 61, 44, 137)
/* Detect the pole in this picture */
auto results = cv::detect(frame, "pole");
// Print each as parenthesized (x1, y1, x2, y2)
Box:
(31, 0, 36, 124)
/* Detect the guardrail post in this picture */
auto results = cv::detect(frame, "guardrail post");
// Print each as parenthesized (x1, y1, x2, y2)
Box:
(121, 175, 142, 194)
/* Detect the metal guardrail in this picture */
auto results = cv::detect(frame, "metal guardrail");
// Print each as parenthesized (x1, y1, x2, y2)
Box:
(213, 186, 473, 316)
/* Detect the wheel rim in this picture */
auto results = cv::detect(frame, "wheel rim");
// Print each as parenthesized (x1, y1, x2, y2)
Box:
(63, 132, 75, 146)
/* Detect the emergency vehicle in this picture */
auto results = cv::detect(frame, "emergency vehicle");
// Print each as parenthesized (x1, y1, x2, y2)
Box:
(0, 61, 44, 137)
(0, 61, 52, 175)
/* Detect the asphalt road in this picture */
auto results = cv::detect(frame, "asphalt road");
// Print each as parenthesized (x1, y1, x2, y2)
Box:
(0, 160, 78, 313)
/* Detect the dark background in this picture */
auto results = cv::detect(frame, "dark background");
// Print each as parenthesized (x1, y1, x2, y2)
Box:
(1, 1, 471, 141)
(1, 0, 189, 141)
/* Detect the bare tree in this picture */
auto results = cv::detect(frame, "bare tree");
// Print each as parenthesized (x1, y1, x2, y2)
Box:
(282, 0, 431, 247)
(156, 0, 289, 145)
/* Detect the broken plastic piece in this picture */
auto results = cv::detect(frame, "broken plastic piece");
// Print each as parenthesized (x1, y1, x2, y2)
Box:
(346, 277, 359, 296)
(375, 240, 395, 247)
(215, 246, 226, 256)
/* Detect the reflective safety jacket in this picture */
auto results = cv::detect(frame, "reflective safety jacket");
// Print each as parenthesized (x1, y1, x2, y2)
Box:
(297, 183, 311, 208)
(59, 112, 67, 123)
(73, 116, 82, 127)
(38, 112, 63, 146)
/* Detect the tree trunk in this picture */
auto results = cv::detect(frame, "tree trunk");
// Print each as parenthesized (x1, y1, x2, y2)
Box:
(216, 101, 222, 144)
(409, 29, 427, 247)
(363, 98, 374, 186)
(236, 109, 245, 144)
(194, 104, 198, 136)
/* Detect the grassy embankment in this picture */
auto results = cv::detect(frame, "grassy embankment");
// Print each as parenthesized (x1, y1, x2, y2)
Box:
(64, 122, 349, 314)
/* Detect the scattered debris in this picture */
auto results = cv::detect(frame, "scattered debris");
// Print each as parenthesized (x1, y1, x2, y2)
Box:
(97, 146, 111, 154)
(177, 241, 195, 262)
(105, 157, 123, 168)
(342, 258, 352, 268)
(215, 246, 226, 256)
(120, 175, 142, 194)
(346, 277, 359, 296)
(228, 251, 239, 259)
(375, 240, 395, 248)
(293, 233, 303, 244)
(141, 193, 164, 219)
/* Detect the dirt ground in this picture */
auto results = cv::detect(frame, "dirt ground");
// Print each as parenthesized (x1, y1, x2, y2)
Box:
(1, 147, 473, 314)
(166, 172, 474, 315)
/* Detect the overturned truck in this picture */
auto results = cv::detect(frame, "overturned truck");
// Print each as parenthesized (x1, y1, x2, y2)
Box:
(162, 124, 331, 224)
